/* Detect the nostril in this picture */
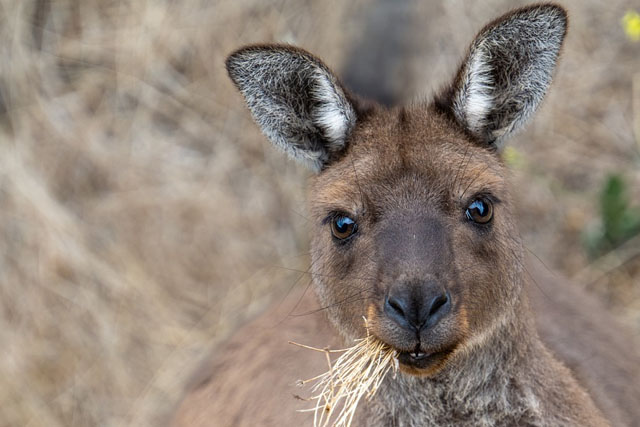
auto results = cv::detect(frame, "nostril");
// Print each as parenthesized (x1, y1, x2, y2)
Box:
(423, 291, 451, 329)
(384, 295, 412, 330)
(386, 296, 406, 317)
(384, 289, 451, 332)
(428, 293, 449, 317)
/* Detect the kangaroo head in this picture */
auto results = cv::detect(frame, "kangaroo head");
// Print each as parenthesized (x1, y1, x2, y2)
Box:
(226, 4, 567, 376)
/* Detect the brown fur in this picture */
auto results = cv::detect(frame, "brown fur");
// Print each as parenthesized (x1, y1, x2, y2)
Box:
(171, 4, 640, 426)
(171, 258, 640, 426)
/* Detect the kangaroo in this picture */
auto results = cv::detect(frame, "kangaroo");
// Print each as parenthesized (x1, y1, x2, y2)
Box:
(172, 4, 640, 426)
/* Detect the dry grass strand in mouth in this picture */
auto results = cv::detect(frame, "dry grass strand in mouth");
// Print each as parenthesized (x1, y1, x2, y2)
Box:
(290, 319, 399, 427)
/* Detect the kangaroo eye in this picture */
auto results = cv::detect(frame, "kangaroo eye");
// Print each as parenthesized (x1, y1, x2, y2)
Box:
(331, 215, 357, 240)
(465, 198, 493, 224)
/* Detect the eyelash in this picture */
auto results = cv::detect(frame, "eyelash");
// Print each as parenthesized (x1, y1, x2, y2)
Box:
(462, 192, 501, 207)
(323, 210, 359, 224)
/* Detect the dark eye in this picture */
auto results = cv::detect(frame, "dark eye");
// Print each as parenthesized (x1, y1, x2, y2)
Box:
(331, 215, 357, 240)
(465, 198, 493, 224)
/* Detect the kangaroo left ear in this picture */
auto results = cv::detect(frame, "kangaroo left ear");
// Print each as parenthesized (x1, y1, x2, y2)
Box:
(226, 45, 357, 172)
(436, 4, 568, 147)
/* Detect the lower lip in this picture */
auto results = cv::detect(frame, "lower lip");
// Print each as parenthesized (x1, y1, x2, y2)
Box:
(397, 350, 445, 369)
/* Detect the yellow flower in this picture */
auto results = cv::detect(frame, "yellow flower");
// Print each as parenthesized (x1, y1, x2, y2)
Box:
(622, 10, 640, 42)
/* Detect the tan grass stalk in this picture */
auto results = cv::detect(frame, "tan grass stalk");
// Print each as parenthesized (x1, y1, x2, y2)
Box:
(290, 319, 399, 427)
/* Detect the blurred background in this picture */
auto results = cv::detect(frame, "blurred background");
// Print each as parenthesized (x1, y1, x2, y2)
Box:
(0, 0, 638, 425)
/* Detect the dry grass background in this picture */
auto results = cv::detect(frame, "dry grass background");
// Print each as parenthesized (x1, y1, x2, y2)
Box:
(0, 0, 638, 426)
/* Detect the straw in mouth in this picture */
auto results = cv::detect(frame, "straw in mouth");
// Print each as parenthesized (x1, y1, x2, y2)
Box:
(290, 318, 399, 427)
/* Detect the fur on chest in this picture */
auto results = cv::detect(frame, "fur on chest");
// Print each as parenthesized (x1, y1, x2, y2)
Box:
(360, 365, 551, 427)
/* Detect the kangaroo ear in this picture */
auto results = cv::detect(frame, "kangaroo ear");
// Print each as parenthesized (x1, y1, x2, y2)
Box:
(436, 4, 567, 147)
(226, 45, 357, 172)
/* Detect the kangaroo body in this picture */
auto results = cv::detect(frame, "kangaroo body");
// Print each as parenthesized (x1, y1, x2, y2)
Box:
(173, 260, 640, 426)
(172, 4, 640, 426)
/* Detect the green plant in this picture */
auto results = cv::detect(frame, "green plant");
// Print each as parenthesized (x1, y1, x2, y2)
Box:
(585, 174, 640, 257)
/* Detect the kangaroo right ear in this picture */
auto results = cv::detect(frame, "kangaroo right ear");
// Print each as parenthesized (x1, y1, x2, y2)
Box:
(436, 4, 568, 148)
(226, 46, 357, 172)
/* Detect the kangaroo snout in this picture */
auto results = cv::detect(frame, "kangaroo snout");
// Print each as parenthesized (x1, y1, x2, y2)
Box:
(384, 283, 451, 333)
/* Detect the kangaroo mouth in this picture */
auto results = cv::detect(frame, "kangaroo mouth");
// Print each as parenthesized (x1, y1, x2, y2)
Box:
(389, 341, 459, 375)
(366, 303, 464, 375)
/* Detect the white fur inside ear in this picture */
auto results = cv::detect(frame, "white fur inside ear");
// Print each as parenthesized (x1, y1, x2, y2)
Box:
(457, 46, 494, 134)
(312, 72, 356, 151)
(446, 5, 567, 146)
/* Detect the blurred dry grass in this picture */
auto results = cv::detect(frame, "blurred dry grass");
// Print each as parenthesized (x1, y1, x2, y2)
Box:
(0, 0, 638, 426)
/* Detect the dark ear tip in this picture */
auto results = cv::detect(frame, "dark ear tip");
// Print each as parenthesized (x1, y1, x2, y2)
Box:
(225, 45, 270, 78)
(539, 3, 569, 28)
(544, 4, 569, 42)
(499, 3, 568, 41)
(527, 3, 568, 29)
(225, 46, 252, 79)
(536, 3, 567, 15)
(225, 51, 239, 69)
(225, 45, 301, 80)
(541, 3, 568, 18)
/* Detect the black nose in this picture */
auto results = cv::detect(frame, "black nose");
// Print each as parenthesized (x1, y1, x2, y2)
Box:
(384, 288, 451, 332)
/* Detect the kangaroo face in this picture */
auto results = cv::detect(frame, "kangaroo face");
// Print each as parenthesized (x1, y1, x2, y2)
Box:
(226, 5, 567, 376)
(308, 109, 521, 374)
